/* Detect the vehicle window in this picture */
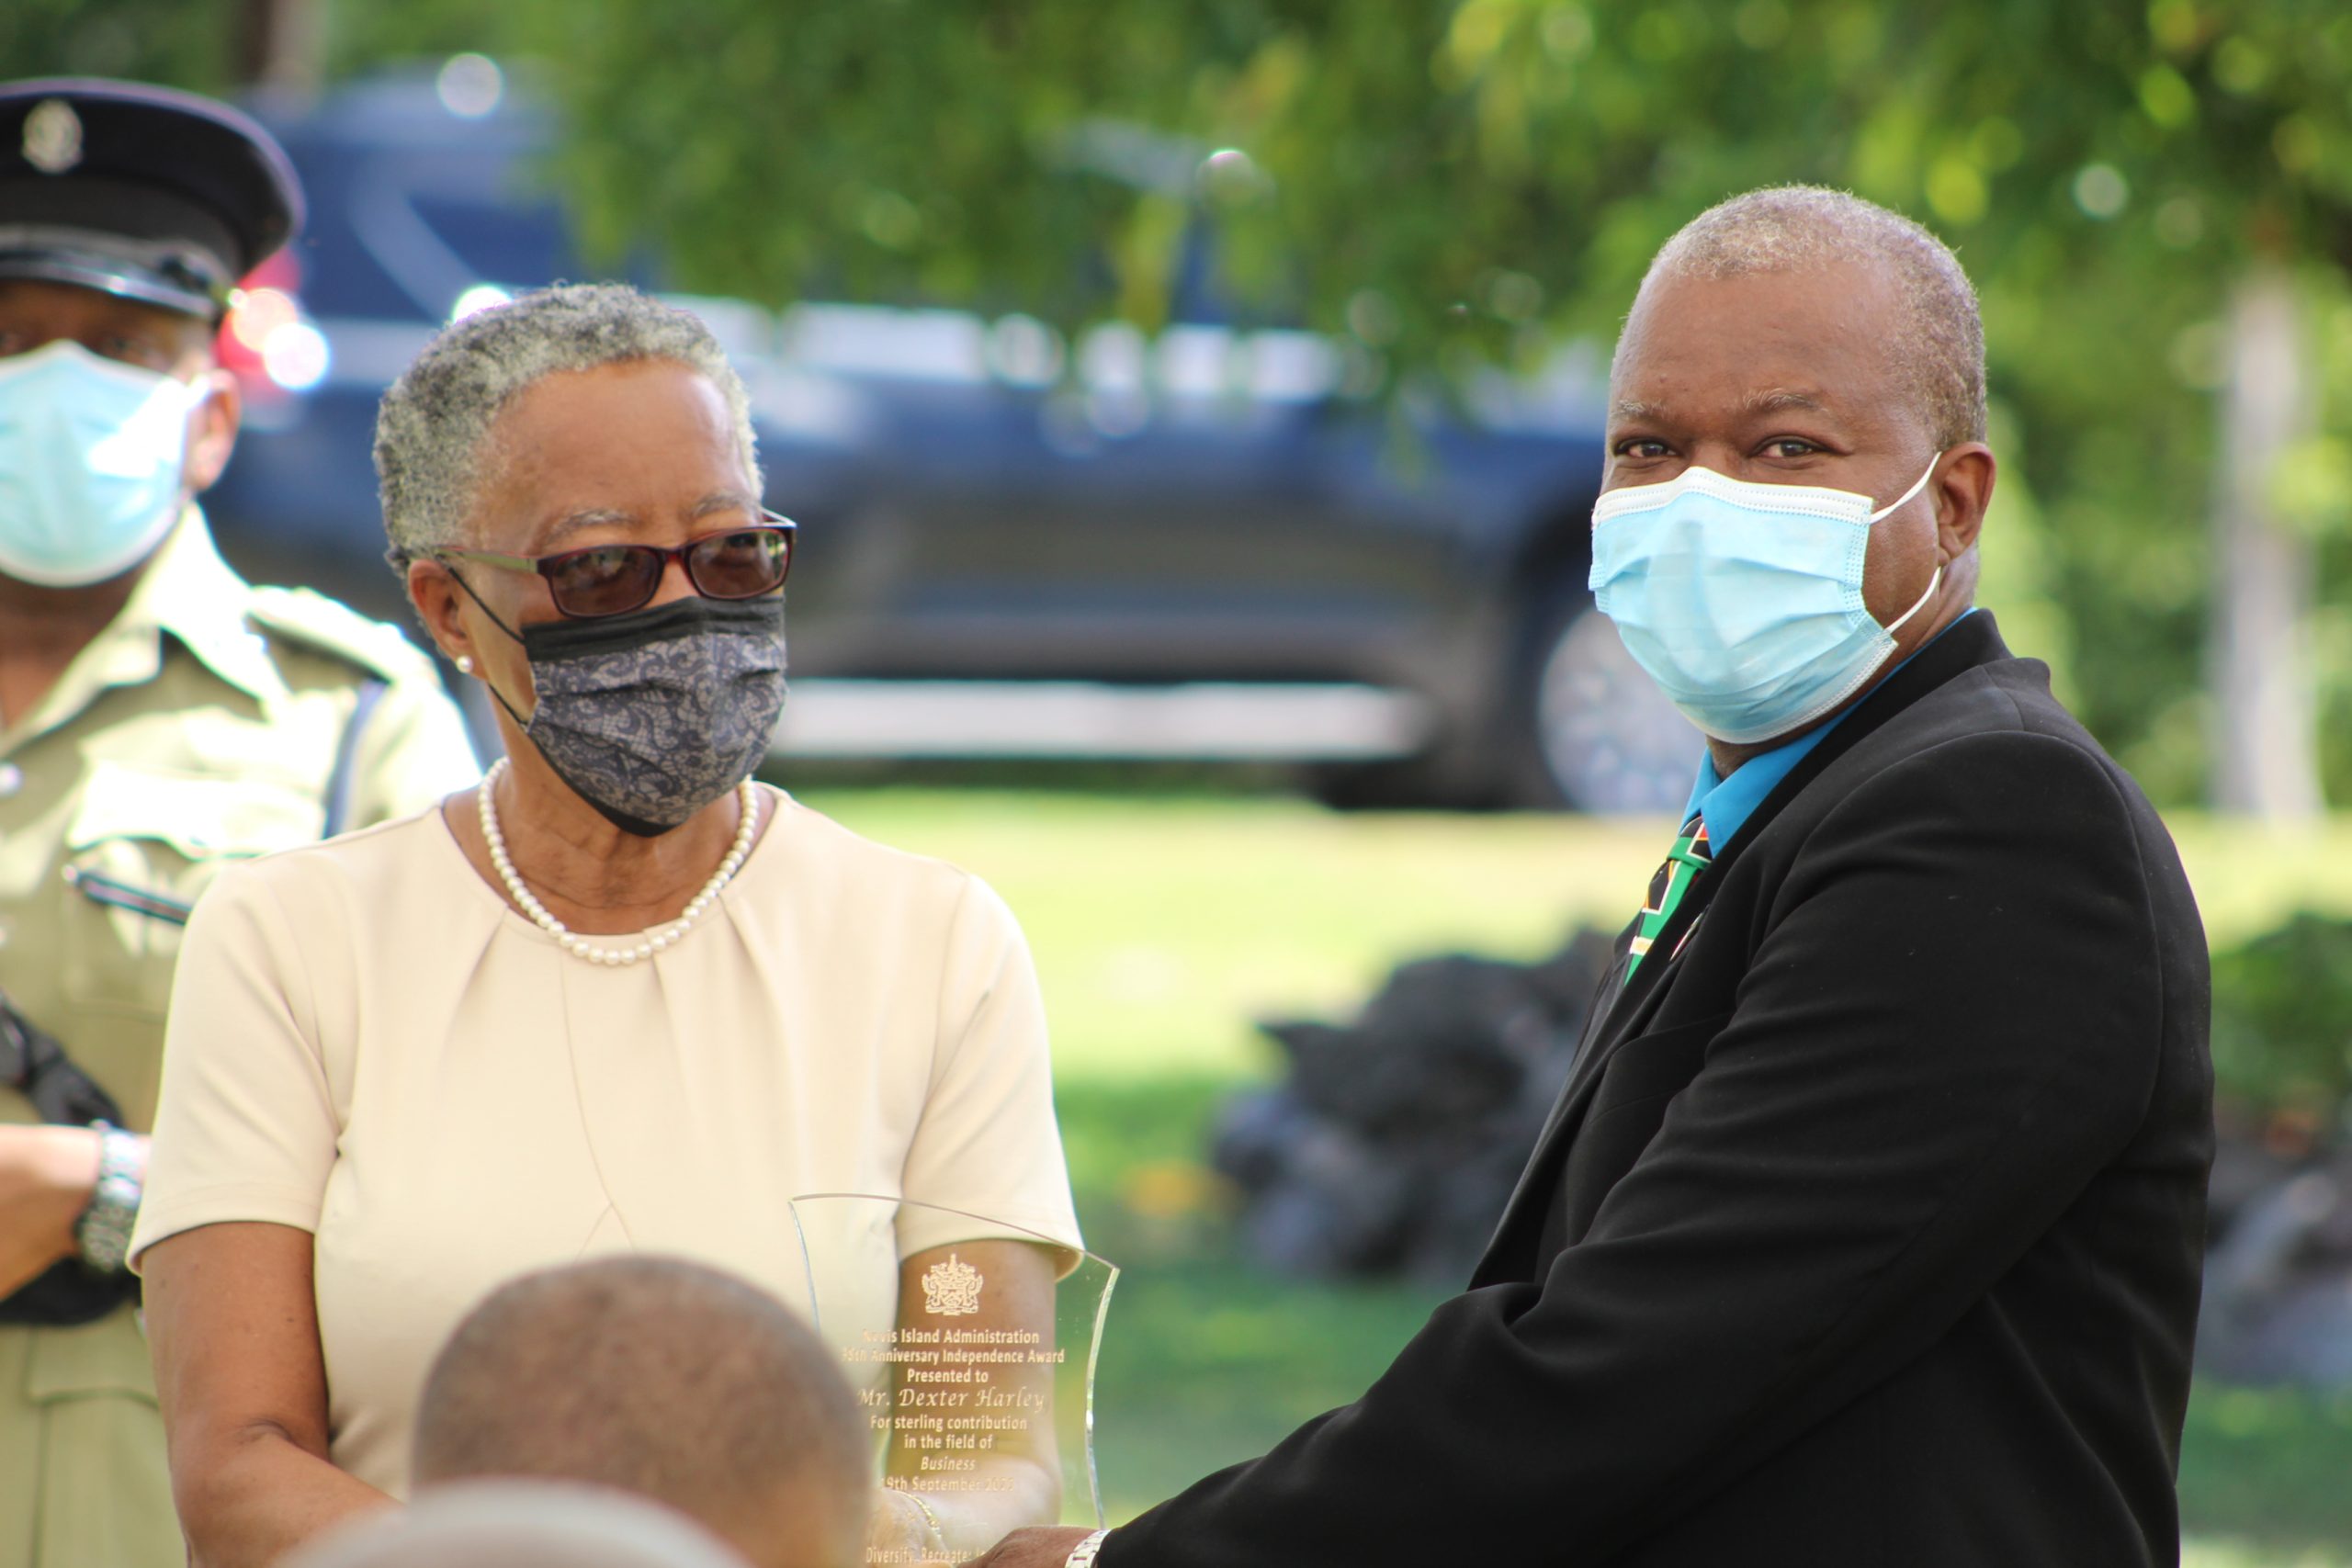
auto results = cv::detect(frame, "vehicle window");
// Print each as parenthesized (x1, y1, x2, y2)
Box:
(410, 193, 587, 292)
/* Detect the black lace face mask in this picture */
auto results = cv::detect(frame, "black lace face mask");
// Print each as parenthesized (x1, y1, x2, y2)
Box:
(481, 594, 787, 837)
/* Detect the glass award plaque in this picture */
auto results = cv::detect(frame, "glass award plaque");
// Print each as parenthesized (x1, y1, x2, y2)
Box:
(786, 1194, 1117, 1566)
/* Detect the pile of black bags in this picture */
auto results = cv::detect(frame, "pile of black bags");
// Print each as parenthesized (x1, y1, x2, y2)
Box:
(1212, 929, 1614, 1283)
(2199, 1134, 2352, 1388)
(1214, 925, 2352, 1391)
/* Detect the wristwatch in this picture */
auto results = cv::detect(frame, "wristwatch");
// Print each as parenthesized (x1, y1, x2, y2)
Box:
(74, 1122, 143, 1273)
(1065, 1529, 1112, 1568)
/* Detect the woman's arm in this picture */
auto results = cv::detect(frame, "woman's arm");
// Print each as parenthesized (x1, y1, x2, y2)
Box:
(869, 1237, 1062, 1564)
(144, 1220, 393, 1568)
(877, 878, 1084, 1561)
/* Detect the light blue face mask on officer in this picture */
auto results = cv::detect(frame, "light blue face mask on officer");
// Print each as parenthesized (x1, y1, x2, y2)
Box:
(0, 339, 205, 587)
(1589, 457, 1943, 745)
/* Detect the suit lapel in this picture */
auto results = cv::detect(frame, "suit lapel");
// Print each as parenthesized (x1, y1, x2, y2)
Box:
(1513, 926, 1638, 1180)
(1471, 613, 2017, 1285)
(1477, 866, 1726, 1274)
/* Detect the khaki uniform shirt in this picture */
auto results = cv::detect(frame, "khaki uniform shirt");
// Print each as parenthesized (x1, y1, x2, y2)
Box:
(0, 511, 480, 1568)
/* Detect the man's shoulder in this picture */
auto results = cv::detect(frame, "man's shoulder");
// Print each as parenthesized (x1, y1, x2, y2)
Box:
(1734, 623, 2163, 879)
(131, 515, 438, 701)
(231, 584, 478, 823)
(1881, 652, 2129, 790)
(240, 584, 444, 691)
(1817, 651, 2175, 879)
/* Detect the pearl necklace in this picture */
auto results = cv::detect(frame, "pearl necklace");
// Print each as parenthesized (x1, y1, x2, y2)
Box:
(477, 756, 760, 966)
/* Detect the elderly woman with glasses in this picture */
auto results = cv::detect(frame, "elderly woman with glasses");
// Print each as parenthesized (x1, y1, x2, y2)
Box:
(127, 285, 1081, 1568)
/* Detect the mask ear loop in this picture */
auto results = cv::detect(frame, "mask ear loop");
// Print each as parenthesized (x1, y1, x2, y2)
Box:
(1886, 564, 1944, 635)
(1873, 452, 1948, 635)
(439, 564, 536, 730)
(1867, 452, 1943, 524)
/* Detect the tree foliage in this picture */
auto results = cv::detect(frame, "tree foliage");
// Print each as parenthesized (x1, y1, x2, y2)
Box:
(2211, 911, 2352, 1124)
(7, 1, 2351, 800)
(532, 1, 2352, 802)
(0, 0, 239, 89)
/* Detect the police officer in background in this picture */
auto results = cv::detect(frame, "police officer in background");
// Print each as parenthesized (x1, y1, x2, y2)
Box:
(0, 79, 479, 1566)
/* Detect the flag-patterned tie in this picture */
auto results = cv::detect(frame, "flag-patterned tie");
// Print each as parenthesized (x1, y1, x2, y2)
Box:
(1625, 814, 1710, 985)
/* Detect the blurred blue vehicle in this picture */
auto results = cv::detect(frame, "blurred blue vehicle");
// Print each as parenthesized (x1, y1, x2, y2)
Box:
(207, 64, 1698, 810)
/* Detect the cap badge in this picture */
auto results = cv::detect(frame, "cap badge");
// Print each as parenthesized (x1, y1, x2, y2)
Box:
(23, 98, 83, 175)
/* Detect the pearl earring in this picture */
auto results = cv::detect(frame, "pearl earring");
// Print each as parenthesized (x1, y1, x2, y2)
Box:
(456, 655, 475, 675)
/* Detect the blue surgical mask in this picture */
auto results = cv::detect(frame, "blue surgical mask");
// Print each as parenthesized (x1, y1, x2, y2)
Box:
(1588, 457, 1943, 745)
(0, 340, 205, 587)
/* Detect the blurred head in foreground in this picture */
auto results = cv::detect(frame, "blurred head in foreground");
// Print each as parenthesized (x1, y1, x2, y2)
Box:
(413, 1256, 870, 1568)
(285, 1481, 748, 1568)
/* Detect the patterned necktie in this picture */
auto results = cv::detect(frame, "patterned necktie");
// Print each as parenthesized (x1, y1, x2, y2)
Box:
(1625, 814, 1710, 984)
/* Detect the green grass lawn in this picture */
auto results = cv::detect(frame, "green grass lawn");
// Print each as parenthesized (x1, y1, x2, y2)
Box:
(795, 784, 2352, 1559)
(797, 787, 1671, 1080)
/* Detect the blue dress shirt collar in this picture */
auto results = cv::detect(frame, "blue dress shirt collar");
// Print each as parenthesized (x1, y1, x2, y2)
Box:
(1679, 607, 1978, 852)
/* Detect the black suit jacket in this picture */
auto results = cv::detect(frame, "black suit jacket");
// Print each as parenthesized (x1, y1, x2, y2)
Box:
(1106, 614, 2213, 1567)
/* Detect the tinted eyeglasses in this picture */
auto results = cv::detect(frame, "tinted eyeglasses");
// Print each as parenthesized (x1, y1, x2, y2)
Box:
(429, 513, 797, 620)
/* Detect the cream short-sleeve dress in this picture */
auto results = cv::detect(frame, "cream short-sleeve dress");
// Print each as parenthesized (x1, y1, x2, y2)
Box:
(128, 788, 1081, 1498)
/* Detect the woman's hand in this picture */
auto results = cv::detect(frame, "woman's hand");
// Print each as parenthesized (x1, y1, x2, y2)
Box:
(882, 1237, 1064, 1556)
(0, 1123, 100, 1296)
(866, 1486, 955, 1566)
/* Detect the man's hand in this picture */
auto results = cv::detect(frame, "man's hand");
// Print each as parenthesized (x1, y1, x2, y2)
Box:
(0, 1123, 102, 1296)
(960, 1526, 1102, 1568)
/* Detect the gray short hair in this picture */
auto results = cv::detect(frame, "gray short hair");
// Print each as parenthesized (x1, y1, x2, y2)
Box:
(376, 283, 761, 569)
(1629, 186, 1987, 450)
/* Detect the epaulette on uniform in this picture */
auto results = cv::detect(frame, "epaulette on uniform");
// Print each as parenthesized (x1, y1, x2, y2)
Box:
(243, 584, 439, 686)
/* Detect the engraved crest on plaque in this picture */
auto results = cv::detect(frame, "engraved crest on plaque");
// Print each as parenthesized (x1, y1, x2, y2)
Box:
(921, 1252, 983, 1316)
(23, 99, 83, 175)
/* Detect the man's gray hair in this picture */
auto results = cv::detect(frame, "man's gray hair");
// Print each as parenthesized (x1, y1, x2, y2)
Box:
(375, 283, 761, 569)
(413, 1254, 870, 1568)
(1630, 186, 1987, 449)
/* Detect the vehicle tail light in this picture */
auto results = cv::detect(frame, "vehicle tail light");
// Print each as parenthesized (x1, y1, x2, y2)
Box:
(215, 251, 331, 396)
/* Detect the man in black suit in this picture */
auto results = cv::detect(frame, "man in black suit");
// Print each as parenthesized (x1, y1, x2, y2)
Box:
(978, 186, 2212, 1568)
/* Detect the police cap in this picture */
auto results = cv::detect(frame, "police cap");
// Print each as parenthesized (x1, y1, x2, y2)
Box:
(0, 77, 303, 319)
